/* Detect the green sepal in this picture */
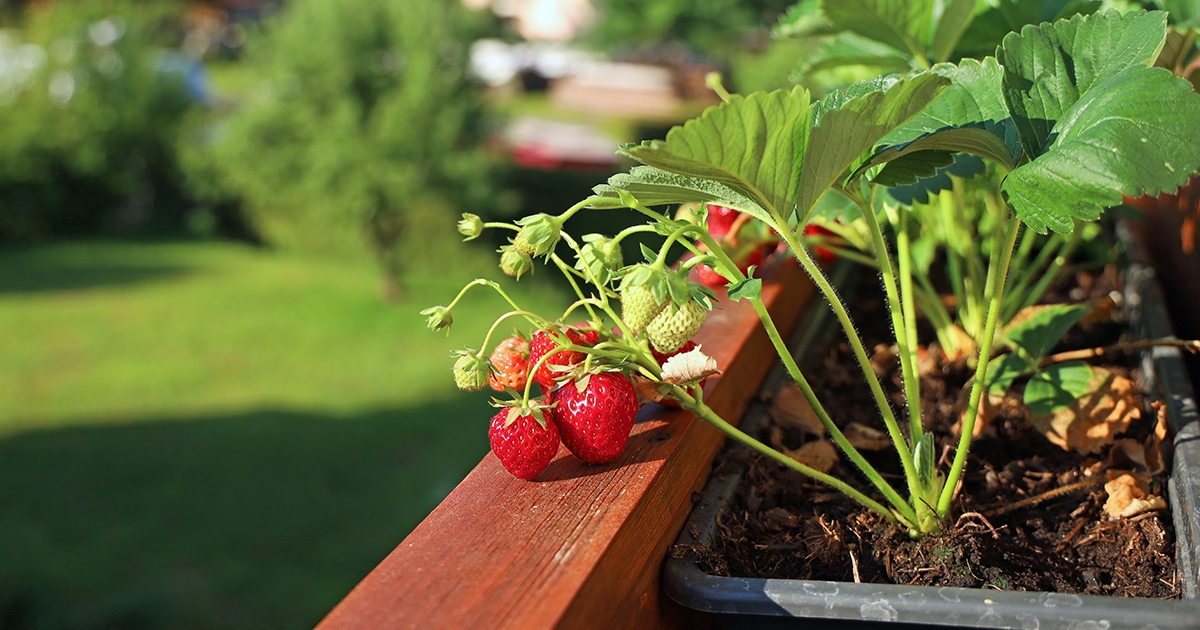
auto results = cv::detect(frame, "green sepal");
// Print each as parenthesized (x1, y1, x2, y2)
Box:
(728, 276, 763, 302)
(457, 213, 484, 240)
(498, 245, 534, 279)
(513, 213, 562, 257)
(420, 305, 453, 333)
(575, 234, 624, 286)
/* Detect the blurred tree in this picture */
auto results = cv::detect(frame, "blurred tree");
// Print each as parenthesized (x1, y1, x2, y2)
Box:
(207, 0, 496, 299)
(0, 1, 193, 239)
(588, 0, 794, 55)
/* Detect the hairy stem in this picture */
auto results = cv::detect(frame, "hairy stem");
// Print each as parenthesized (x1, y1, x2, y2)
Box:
(677, 388, 904, 525)
(938, 214, 1021, 517)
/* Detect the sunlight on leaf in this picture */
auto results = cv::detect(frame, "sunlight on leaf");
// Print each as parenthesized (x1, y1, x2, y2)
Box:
(621, 87, 813, 224)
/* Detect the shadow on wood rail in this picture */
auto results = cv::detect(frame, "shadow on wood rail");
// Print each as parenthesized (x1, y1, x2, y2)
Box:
(316, 257, 816, 630)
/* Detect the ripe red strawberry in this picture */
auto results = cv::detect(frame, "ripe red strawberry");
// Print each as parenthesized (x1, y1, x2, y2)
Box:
(650, 340, 709, 408)
(489, 406, 560, 480)
(529, 327, 591, 392)
(706, 205, 739, 238)
(803, 224, 838, 262)
(574, 326, 601, 346)
(487, 335, 530, 392)
(695, 243, 767, 288)
(550, 372, 639, 464)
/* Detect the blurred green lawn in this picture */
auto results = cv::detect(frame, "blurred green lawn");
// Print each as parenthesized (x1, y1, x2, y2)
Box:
(0, 240, 564, 629)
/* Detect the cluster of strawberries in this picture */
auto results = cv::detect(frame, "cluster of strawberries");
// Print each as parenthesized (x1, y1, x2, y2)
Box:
(480, 327, 698, 480)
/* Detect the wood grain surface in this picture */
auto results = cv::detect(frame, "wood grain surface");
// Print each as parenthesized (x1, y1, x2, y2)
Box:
(315, 258, 815, 630)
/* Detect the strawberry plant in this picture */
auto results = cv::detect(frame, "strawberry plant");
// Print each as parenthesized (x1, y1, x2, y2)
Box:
(427, 9, 1200, 536)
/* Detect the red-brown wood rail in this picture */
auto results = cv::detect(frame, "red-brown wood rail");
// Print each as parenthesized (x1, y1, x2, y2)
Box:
(316, 258, 815, 630)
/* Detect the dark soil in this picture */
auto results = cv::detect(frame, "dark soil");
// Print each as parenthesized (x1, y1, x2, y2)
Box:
(684, 267, 1180, 598)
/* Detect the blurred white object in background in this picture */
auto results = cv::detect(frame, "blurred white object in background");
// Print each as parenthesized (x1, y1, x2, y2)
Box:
(550, 62, 680, 118)
(464, 0, 594, 42)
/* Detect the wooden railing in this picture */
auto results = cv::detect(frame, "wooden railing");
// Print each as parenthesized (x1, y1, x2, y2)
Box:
(315, 258, 815, 630)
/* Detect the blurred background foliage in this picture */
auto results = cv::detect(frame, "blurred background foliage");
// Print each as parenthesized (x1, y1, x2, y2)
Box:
(0, 1, 192, 239)
(195, 0, 498, 297)
(4, 0, 1189, 628)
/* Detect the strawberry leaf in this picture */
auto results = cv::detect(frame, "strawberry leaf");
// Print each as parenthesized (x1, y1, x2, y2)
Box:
(801, 32, 912, 75)
(821, 0, 934, 59)
(775, 0, 835, 38)
(982, 352, 1034, 397)
(1002, 65, 1200, 233)
(1002, 303, 1092, 362)
(930, 0, 977, 63)
(1024, 361, 1095, 416)
(591, 167, 772, 221)
(798, 71, 949, 220)
(998, 10, 1169, 161)
(618, 87, 814, 225)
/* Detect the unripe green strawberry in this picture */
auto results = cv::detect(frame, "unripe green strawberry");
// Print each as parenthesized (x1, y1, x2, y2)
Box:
(499, 245, 533, 279)
(621, 284, 667, 332)
(452, 350, 490, 391)
(646, 300, 707, 353)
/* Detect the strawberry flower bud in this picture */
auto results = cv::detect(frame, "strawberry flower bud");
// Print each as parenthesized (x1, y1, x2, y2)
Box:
(512, 213, 561, 257)
(576, 234, 624, 286)
(499, 245, 533, 279)
(452, 349, 490, 391)
(457, 213, 484, 241)
(420, 305, 454, 332)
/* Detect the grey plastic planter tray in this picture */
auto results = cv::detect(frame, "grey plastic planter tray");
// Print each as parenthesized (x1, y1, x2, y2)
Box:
(663, 258, 1200, 629)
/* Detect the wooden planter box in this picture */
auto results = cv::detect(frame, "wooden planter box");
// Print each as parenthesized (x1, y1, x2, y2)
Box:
(315, 258, 816, 629)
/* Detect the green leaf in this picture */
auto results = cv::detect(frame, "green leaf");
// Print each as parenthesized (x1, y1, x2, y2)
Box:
(797, 71, 950, 219)
(871, 150, 955, 187)
(1157, 0, 1200, 28)
(775, 0, 837, 37)
(591, 166, 773, 223)
(998, 10, 1169, 160)
(620, 87, 813, 223)
(810, 187, 863, 222)
(983, 352, 1035, 396)
(913, 432, 938, 489)
(887, 153, 987, 204)
(1001, 303, 1091, 361)
(802, 32, 913, 75)
(954, 0, 1102, 60)
(822, 0, 934, 58)
(858, 126, 1018, 186)
(930, 0, 978, 62)
(727, 276, 763, 301)
(1024, 361, 1094, 415)
(1002, 66, 1200, 233)
(887, 60, 1010, 141)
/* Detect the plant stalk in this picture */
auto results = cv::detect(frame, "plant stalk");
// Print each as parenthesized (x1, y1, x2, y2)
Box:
(937, 214, 1021, 517)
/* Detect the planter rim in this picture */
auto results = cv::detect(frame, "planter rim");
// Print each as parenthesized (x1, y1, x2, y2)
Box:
(664, 248, 1200, 629)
